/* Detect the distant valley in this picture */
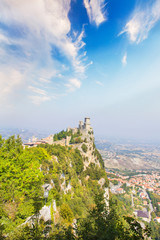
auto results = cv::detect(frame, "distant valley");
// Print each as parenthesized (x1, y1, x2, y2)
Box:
(0, 128, 50, 143)
(96, 139, 160, 170)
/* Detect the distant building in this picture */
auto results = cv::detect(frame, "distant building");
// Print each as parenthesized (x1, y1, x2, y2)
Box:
(147, 187, 154, 192)
(116, 188, 125, 194)
(154, 217, 160, 223)
(32, 136, 38, 143)
(67, 117, 93, 136)
(80, 117, 93, 134)
(143, 200, 148, 205)
(136, 210, 149, 222)
(42, 135, 54, 144)
(23, 140, 48, 148)
(24, 117, 93, 148)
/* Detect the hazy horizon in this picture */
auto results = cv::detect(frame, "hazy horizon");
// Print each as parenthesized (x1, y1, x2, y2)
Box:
(1, 125, 160, 145)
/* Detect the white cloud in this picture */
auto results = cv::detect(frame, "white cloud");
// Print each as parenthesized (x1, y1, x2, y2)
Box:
(0, 0, 88, 105)
(28, 86, 47, 96)
(84, 0, 107, 26)
(122, 53, 127, 66)
(120, 0, 160, 43)
(0, 32, 10, 44)
(0, 69, 23, 104)
(96, 80, 103, 86)
(65, 78, 81, 92)
(39, 77, 51, 83)
(29, 95, 51, 105)
(28, 85, 56, 104)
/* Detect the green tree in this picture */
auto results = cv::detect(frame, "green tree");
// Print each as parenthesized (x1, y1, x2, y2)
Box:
(60, 203, 74, 224)
(77, 193, 151, 240)
(72, 149, 84, 174)
(81, 144, 87, 153)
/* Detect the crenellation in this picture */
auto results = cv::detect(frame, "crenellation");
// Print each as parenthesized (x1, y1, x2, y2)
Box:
(66, 117, 93, 136)
(79, 121, 83, 130)
(79, 117, 93, 135)
(67, 127, 78, 134)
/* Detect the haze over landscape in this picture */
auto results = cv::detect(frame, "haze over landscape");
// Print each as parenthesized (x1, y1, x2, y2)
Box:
(0, 0, 160, 142)
(2, 1, 160, 239)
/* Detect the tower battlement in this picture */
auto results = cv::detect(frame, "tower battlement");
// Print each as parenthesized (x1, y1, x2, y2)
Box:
(66, 117, 93, 137)
(85, 117, 90, 125)
(84, 117, 91, 130)
(78, 117, 93, 134)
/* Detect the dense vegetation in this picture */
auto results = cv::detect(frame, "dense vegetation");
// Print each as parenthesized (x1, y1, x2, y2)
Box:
(53, 130, 72, 141)
(70, 136, 83, 144)
(147, 191, 160, 239)
(0, 135, 151, 239)
(0, 136, 47, 234)
(81, 144, 87, 153)
(93, 148, 104, 168)
(149, 219, 160, 240)
(147, 191, 160, 216)
(53, 129, 82, 142)
(2, 193, 150, 240)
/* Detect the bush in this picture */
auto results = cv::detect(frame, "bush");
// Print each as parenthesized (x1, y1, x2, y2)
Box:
(94, 148, 104, 168)
(70, 137, 83, 144)
(53, 130, 72, 141)
(60, 203, 74, 223)
(81, 144, 87, 153)
(72, 149, 84, 174)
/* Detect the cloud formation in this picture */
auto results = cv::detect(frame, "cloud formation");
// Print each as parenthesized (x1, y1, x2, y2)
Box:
(29, 95, 51, 105)
(96, 81, 103, 86)
(122, 53, 127, 66)
(0, 69, 24, 104)
(65, 78, 81, 92)
(120, 0, 160, 43)
(0, 0, 87, 105)
(84, 0, 107, 26)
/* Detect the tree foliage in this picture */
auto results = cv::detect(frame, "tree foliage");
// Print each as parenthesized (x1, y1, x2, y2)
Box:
(0, 135, 151, 240)
(81, 144, 87, 153)
(53, 130, 72, 141)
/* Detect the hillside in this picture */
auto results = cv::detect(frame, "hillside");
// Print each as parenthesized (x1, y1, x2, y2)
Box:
(0, 119, 150, 239)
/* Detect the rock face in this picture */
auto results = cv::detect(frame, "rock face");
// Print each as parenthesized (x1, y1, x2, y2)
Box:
(73, 141, 100, 169)
(39, 205, 51, 222)
(104, 187, 109, 209)
(70, 118, 100, 169)
(52, 117, 101, 169)
(23, 200, 57, 226)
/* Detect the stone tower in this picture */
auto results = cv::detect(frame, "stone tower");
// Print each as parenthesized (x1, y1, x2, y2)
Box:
(79, 121, 83, 130)
(84, 117, 91, 130)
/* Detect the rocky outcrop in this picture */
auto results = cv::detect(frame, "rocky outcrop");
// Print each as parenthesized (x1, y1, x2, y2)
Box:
(22, 200, 57, 226)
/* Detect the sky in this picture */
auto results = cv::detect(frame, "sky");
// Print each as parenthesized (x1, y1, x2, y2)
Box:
(0, 0, 160, 141)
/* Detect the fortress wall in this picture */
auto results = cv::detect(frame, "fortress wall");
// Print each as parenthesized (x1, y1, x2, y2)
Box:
(52, 139, 66, 146)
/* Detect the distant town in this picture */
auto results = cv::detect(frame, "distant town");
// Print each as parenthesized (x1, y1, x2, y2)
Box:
(107, 169, 160, 224)
(95, 138, 160, 225)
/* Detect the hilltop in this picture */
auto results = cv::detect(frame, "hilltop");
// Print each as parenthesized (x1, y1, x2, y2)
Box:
(0, 118, 150, 239)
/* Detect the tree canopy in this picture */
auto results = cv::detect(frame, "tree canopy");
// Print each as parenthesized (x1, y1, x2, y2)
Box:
(0, 135, 151, 239)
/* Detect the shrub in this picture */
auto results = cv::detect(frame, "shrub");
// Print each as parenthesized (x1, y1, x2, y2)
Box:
(81, 144, 88, 153)
(60, 203, 74, 223)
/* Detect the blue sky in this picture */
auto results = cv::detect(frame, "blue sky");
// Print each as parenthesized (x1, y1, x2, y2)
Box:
(0, 0, 160, 141)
